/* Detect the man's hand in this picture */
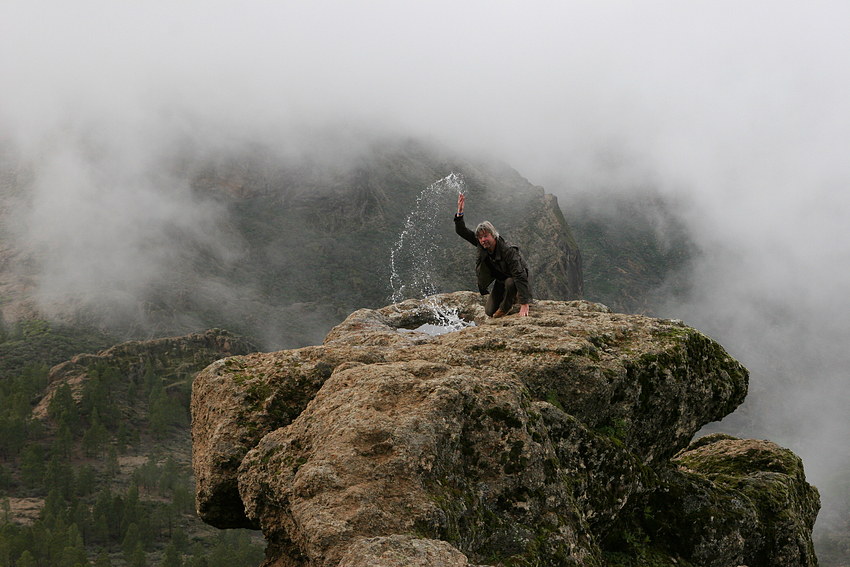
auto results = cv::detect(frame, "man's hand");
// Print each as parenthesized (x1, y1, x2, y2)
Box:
(457, 193, 465, 215)
(519, 304, 530, 316)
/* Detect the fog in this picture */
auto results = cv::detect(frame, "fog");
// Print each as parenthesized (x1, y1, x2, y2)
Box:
(3, 0, 850, 538)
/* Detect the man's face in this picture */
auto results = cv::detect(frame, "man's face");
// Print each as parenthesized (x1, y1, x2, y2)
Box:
(477, 232, 496, 252)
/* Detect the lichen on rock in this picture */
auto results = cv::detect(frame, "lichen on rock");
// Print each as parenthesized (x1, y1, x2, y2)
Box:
(191, 292, 818, 566)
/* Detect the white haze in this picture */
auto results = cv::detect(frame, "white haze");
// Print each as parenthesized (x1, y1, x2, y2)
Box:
(3, 0, 850, 535)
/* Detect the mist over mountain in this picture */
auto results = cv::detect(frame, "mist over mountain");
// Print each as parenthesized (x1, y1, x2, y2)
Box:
(3, 2, 850, 563)
(0, 134, 585, 351)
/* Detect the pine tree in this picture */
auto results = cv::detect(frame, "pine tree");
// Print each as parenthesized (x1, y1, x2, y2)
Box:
(44, 454, 75, 500)
(116, 423, 129, 454)
(143, 360, 157, 395)
(72, 500, 93, 546)
(172, 526, 189, 553)
(172, 485, 195, 516)
(20, 444, 45, 489)
(0, 416, 26, 459)
(0, 464, 11, 489)
(61, 523, 89, 567)
(16, 550, 37, 567)
(48, 382, 79, 427)
(53, 421, 75, 460)
(82, 409, 109, 458)
(75, 464, 96, 497)
(188, 556, 210, 567)
(122, 523, 141, 565)
(131, 542, 147, 567)
(161, 542, 183, 567)
(94, 548, 112, 567)
(124, 483, 141, 527)
(94, 514, 109, 547)
(106, 447, 120, 478)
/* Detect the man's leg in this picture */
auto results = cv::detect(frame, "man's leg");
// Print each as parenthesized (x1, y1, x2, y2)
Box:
(485, 281, 506, 316)
(498, 278, 518, 314)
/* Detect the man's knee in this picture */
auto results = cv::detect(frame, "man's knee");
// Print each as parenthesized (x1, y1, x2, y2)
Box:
(485, 285, 504, 316)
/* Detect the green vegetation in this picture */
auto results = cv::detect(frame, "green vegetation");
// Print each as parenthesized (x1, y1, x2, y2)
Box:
(0, 320, 115, 379)
(600, 500, 697, 567)
(0, 322, 266, 567)
(601, 526, 695, 567)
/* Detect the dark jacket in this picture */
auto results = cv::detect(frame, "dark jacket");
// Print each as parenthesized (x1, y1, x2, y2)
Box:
(454, 214, 532, 304)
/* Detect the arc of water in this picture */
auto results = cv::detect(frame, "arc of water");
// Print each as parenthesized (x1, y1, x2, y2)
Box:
(389, 172, 465, 304)
(389, 173, 474, 333)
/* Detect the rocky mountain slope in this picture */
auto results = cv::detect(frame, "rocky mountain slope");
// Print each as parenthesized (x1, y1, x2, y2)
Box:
(560, 189, 694, 316)
(191, 292, 819, 567)
(0, 138, 582, 351)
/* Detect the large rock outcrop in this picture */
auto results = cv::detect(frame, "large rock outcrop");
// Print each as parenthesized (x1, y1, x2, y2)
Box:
(191, 292, 819, 566)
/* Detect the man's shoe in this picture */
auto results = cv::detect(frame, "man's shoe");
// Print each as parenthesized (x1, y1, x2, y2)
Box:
(492, 308, 506, 318)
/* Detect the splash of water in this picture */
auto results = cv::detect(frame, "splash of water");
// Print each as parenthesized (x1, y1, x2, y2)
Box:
(389, 173, 474, 335)
(423, 296, 473, 334)
(389, 172, 465, 303)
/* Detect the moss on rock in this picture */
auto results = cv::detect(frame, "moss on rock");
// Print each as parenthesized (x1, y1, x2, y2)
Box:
(191, 293, 817, 567)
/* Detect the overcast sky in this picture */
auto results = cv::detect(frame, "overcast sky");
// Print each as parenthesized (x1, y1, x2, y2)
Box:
(4, 0, 850, 525)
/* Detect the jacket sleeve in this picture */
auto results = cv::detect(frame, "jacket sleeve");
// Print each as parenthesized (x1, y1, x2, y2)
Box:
(504, 246, 533, 304)
(454, 214, 479, 247)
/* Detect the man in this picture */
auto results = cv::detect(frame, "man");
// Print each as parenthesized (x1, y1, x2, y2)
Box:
(454, 193, 532, 317)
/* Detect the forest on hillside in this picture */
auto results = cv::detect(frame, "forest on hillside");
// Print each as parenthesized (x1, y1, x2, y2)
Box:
(0, 322, 265, 567)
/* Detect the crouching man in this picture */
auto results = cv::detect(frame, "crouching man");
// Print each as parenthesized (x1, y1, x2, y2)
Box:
(454, 193, 532, 317)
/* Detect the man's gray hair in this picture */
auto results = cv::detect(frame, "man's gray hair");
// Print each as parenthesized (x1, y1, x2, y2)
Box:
(475, 221, 499, 239)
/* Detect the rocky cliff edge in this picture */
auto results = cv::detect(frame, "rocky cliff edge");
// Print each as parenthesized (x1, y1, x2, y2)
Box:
(191, 292, 819, 567)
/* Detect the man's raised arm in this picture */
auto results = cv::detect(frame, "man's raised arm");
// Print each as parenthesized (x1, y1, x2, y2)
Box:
(454, 193, 478, 246)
